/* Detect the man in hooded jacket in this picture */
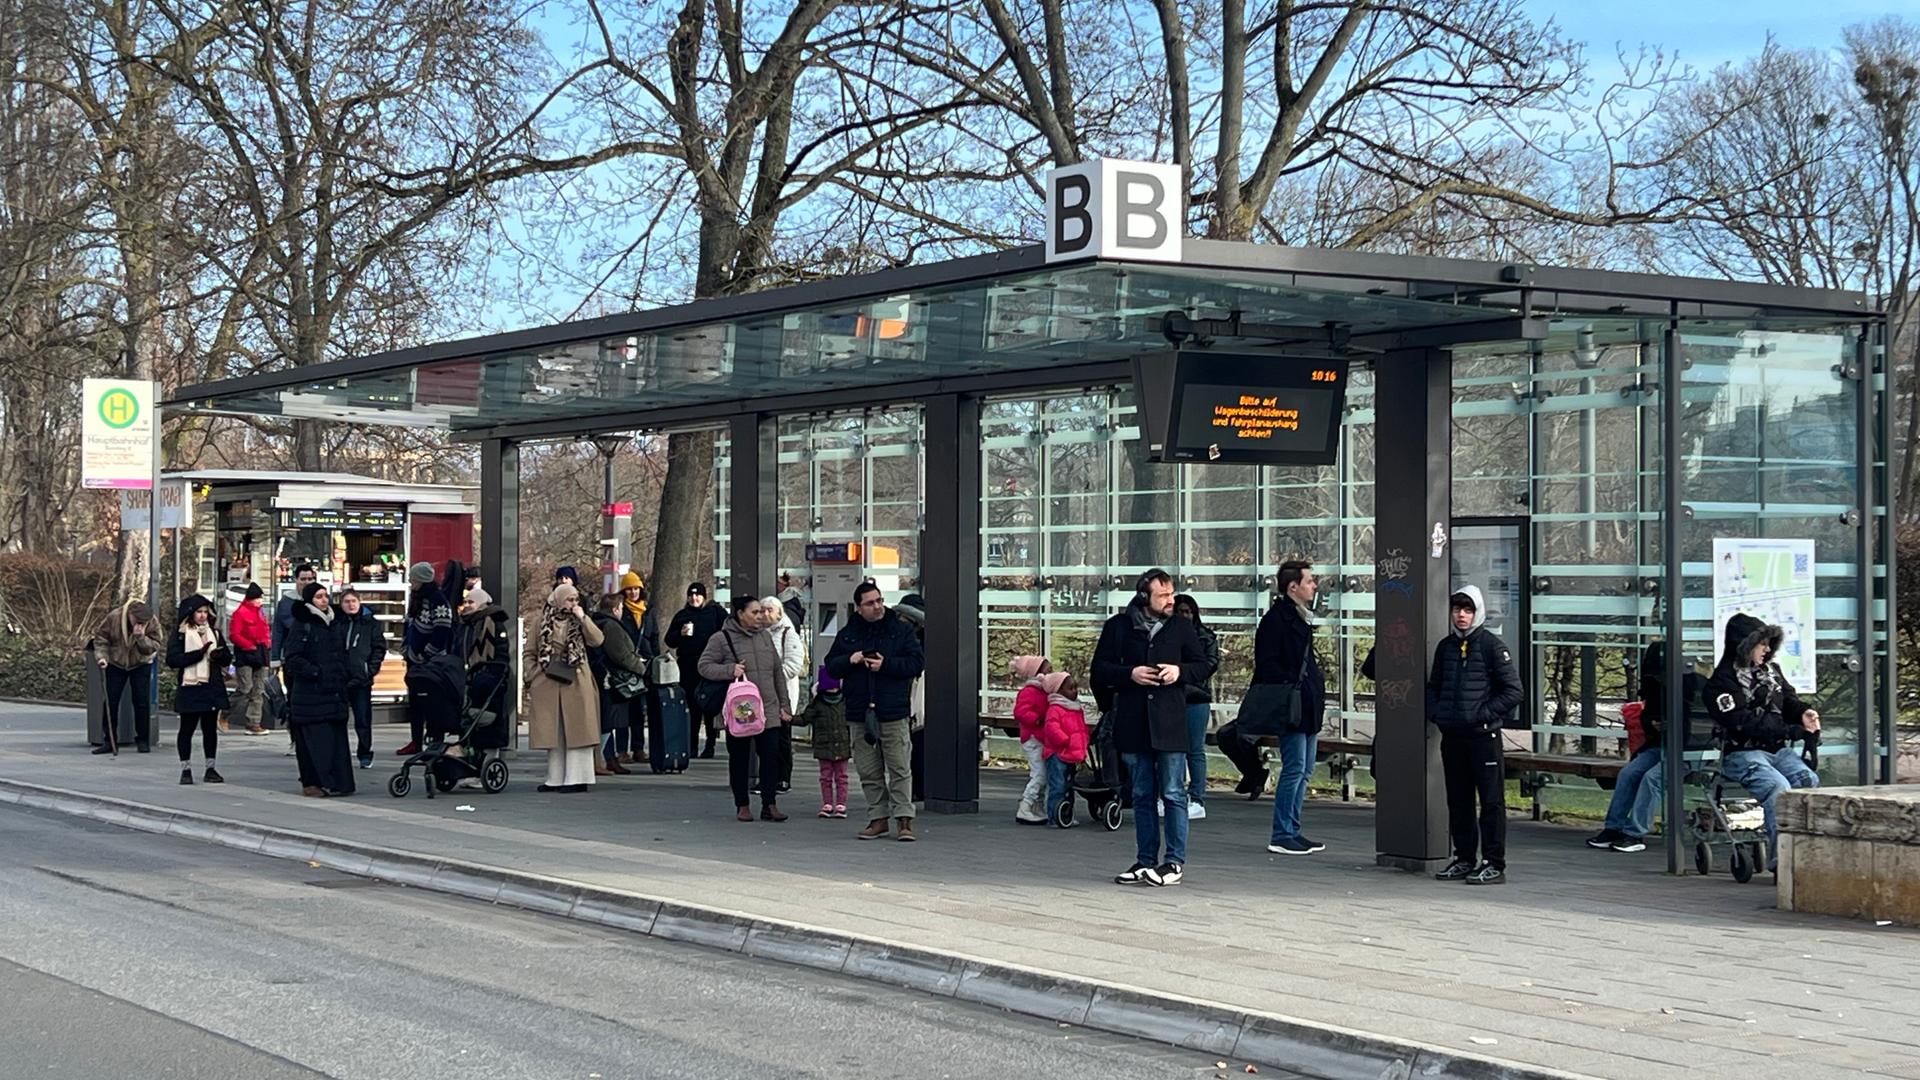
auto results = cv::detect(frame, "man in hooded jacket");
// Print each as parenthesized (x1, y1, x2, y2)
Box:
(1703, 612, 1820, 872)
(1427, 585, 1524, 886)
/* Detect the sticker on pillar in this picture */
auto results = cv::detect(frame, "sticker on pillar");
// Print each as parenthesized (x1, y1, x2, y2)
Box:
(1207, 443, 1221, 461)
(1430, 522, 1448, 559)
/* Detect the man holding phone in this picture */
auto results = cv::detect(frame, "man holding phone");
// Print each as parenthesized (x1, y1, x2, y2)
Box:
(1091, 569, 1209, 887)
(666, 582, 728, 758)
(825, 583, 925, 841)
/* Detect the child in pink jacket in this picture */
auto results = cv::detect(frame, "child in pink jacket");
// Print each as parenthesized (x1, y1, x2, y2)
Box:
(1012, 655, 1051, 824)
(1037, 672, 1090, 828)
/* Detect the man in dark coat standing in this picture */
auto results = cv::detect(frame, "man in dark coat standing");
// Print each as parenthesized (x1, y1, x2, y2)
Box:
(1091, 569, 1209, 888)
(826, 584, 926, 842)
(665, 583, 728, 758)
(1256, 561, 1328, 856)
(1427, 584, 1523, 886)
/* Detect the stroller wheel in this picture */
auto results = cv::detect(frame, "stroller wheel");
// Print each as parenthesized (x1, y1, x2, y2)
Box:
(1693, 840, 1711, 877)
(481, 757, 509, 794)
(1053, 797, 1076, 828)
(434, 773, 458, 794)
(387, 772, 412, 799)
(1747, 842, 1769, 876)
(1101, 798, 1123, 831)
(1730, 844, 1754, 884)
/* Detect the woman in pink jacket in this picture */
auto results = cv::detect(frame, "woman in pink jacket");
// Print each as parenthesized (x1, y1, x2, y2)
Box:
(1011, 655, 1051, 824)
(1037, 672, 1090, 828)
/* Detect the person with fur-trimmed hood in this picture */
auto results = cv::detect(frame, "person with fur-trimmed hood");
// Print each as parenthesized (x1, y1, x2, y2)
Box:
(1703, 612, 1820, 873)
(1427, 584, 1524, 886)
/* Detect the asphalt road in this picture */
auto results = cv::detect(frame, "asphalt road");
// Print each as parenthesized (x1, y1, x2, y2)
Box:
(0, 804, 1284, 1079)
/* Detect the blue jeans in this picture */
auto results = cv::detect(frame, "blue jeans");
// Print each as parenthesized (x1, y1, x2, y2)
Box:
(1124, 751, 1188, 867)
(1602, 749, 1666, 838)
(1269, 730, 1317, 844)
(1184, 704, 1210, 802)
(1721, 747, 1819, 866)
(1045, 755, 1072, 822)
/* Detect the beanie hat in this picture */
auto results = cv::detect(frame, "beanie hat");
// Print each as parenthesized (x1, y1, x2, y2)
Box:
(817, 671, 841, 694)
(553, 565, 579, 585)
(1011, 655, 1046, 682)
(687, 582, 708, 597)
(127, 601, 154, 624)
(465, 586, 493, 608)
(618, 570, 644, 591)
(244, 582, 264, 601)
(300, 582, 326, 604)
(1038, 671, 1070, 696)
(408, 561, 435, 585)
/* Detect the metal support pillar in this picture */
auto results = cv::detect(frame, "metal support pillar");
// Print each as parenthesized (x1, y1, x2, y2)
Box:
(921, 392, 982, 814)
(481, 438, 521, 746)
(1853, 329, 1875, 785)
(1372, 347, 1451, 870)
(1660, 324, 1687, 874)
(727, 413, 778, 596)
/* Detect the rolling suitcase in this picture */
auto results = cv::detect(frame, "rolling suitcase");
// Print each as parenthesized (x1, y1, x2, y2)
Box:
(651, 684, 691, 773)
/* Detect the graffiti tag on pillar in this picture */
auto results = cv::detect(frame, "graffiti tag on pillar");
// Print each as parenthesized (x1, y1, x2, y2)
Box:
(1377, 548, 1414, 598)
(1381, 616, 1414, 665)
(1430, 522, 1448, 559)
(1376, 679, 1413, 711)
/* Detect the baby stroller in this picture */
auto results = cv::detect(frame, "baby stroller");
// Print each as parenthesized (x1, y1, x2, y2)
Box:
(1053, 711, 1130, 831)
(389, 660, 511, 799)
(1687, 741, 1816, 884)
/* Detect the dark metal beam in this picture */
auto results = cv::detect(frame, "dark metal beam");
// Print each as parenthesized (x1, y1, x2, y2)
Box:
(1879, 319, 1898, 783)
(480, 438, 521, 746)
(1660, 321, 1686, 875)
(727, 413, 778, 597)
(1351, 316, 1549, 353)
(921, 392, 982, 814)
(1854, 330, 1875, 786)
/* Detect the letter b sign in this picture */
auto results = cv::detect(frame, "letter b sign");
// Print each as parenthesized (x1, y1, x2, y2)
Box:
(1045, 159, 1183, 264)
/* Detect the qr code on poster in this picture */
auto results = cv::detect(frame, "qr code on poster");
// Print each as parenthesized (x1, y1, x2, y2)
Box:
(1793, 553, 1810, 575)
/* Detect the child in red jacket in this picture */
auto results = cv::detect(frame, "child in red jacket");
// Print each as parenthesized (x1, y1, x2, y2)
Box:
(1012, 655, 1051, 825)
(1037, 672, 1090, 828)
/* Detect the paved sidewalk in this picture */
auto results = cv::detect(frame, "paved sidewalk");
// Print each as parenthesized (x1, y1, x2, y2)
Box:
(7, 704, 1918, 1080)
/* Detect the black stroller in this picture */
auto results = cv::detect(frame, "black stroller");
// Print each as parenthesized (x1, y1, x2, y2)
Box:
(1053, 711, 1129, 831)
(389, 660, 511, 799)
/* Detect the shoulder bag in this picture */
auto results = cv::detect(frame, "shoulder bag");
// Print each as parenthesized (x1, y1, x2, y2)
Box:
(693, 632, 739, 716)
(1235, 647, 1310, 738)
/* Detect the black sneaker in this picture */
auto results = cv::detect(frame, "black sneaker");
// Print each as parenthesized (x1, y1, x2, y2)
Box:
(1240, 768, 1270, 799)
(1114, 862, 1161, 886)
(1585, 829, 1622, 849)
(1465, 862, 1507, 885)
(203, 767, 224, 784)
(135, 741, 150, 753)
(1153, 863, 1184, 887)
(1301, 836, 1327, 853)
(1267, 837, 1313, 855)
(91, 744, 114, 756)
(1609, 836, 1647, 853)
(1435, 859, 1475, 881)
(179, 768, 193, 785)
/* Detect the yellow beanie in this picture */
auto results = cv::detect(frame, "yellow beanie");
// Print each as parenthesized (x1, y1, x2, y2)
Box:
(618, 570, 644, 591)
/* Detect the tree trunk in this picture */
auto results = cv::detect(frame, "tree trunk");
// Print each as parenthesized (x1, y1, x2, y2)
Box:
(650, 429, 718, 600)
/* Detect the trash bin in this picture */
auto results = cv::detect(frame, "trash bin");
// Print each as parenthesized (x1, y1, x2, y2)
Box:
(84, 642, 137, 747)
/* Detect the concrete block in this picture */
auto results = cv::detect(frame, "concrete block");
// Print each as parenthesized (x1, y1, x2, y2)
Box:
(211, 823, 267, 854)
(257, 832, 319, 862)
(570, 891, 659, 934)
(493, 877, 578, 917)
(955, 962, 1092, 1025)
(1776, 833, 1795, 910)
(364, 854, 440, 890)
(1788, 833, 1877, 920)
(842, 941, 965, 996)
(428, 864, 505, 905)
(1233, 1015, 1423, 1080)
(308, 843, 374, 876)
(744, 923, 853, 973)
(1873, 841, 1920, 926)
(122, 808, 176, 834)
(1084, 985, 1242, 1055)
(650, 903, 751, 952)
(164, 816, 219, 843)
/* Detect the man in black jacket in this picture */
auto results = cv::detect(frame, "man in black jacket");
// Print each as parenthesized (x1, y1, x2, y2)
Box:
(1091, 569, 1209, 888)
(1257, 561, 1328, 856)
(1703, 612, 1820, 873)
(665, 583, 728, 758)
(1428, 584, 1524, 885)
(825, 583, 926, 841)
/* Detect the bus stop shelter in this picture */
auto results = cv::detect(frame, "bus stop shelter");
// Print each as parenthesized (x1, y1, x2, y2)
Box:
(170, 235, 1894, 874)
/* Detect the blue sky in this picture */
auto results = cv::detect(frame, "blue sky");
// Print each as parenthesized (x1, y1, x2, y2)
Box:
(1532, 0, 1887, 71)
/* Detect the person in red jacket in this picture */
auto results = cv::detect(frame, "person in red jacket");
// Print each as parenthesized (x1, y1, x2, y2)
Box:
(1037, 672, 1090, 828)
(1011, 655, 1051, 825)
(228, 584, 272, 735)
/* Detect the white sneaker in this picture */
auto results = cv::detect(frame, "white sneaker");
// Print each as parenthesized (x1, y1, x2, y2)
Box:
(1014, 803, 1046, 825)
(1187, 802, 1207, 820)
(1157, 801, 1165, 817)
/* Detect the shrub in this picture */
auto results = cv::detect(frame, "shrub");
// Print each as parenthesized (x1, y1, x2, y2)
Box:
(0, 632, 88, 704)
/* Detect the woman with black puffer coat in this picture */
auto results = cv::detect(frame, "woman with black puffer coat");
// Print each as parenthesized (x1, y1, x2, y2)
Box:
(282, 583, 355, 797)
(166, 594, 231, 785)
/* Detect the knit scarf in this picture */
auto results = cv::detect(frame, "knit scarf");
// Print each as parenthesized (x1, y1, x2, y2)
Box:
(181, 624, 214, 686)
(305, 602, 334, 626)
(624, 594, 648, 625)
(535, 606, 587, 671)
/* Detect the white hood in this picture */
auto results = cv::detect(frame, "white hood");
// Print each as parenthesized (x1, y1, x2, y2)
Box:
(1450, 584, 1487, 637)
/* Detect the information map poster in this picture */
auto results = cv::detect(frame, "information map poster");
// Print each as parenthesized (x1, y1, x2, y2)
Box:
(1712, 537, 1816, 693)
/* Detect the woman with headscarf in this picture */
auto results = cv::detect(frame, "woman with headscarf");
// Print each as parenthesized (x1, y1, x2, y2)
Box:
(282, 583, 354, 796)
(460, 585, 514, 764)
(165, 594, 230, 784)
(527, 582, 604, 792)
(399, 561, 454, 756)
(762, 593, 807, 793)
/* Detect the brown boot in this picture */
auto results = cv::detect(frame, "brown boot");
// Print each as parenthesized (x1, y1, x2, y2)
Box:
(301, 786, 323, 798)
(895, 817, 917, 842)
(218, 718, 230, 734)
(594, 764, 615, 777)
(736, 806, 754, 822)
(761, 803, 788, 822)
(857, 818, 889, 840)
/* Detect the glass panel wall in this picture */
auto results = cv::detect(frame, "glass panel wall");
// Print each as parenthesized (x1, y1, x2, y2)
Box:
(774, 406, 925, 594)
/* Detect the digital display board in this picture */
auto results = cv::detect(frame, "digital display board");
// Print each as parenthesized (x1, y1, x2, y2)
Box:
(1133, 350, 1349, 466)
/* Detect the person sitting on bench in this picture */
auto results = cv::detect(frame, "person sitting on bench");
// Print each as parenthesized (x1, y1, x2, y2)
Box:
(1702, 613, 1819, 875)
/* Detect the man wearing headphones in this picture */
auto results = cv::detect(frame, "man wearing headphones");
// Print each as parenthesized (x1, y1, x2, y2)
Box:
(1091, 569, 1210, 887)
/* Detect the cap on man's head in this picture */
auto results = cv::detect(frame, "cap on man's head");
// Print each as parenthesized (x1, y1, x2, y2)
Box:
(687, 582, 708, 597)
(244, 582, 264, 601)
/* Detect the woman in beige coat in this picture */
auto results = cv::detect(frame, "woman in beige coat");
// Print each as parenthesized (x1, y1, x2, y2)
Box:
(527, 582, 604, 792)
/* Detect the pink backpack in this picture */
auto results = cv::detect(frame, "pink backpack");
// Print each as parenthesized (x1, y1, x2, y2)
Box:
(723, 677, 766, 737)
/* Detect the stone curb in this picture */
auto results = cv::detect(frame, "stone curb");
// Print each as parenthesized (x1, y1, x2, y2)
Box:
(0, 777, 1595, 1080)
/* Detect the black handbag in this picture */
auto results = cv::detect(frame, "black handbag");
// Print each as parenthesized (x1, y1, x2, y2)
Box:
(1235, 650, 1311, 737)
(542, 658, 575, 685)
(605, 665, 646, 700)
(693, 632, 739, 715)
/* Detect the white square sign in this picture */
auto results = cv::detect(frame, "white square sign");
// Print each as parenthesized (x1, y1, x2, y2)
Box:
(1045, 159, 1184, 264)
(82, 378, 157, 490)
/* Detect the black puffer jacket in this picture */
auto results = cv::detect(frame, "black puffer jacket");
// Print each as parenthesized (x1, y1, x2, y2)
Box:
(337, 608, 386, 688)
(1636, 641, 1711, 756)
(1252, 599, 1326, 730)
(1425, 585, 1524, 734)
(1091, 598, 1210, 754)
(824, 608, 924, 722)
(1183, 619, 1221, 705)
(282, 604, 348, 727)
(1704, 613, 1814, 754)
